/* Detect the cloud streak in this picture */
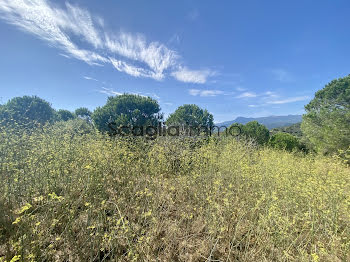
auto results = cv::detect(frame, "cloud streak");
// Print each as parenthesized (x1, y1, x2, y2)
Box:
(266, 96, 309, 104)
(172, 67, 215, 84)
(235, 92, 257, 98)
(0, 0, 213, 83)
(84, 76, 99, 82)
(189, 89, 224, 97)
(99, 87, 122, 96)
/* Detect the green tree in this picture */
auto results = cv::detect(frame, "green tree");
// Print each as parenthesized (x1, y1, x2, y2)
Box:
(301, 75, 350, 154)
(166, 104, 214, 129)
(238, 121, 270, 145)
(0, 95, 56, 128)
(271, 123, 302, 137)
(57, 109, 76, 121)
(92, 94, 161, 132)
(75, 107, 92, 121)
(268, 132, 300, 152)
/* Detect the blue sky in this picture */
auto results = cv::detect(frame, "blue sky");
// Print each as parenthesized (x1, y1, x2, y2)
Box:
(0, 0, 349, 122)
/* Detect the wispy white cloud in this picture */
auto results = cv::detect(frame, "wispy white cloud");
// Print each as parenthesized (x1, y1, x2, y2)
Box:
(106, 33, 178, 80)
(172, 67, 215, 84)
(99, 87, 122, 96)
(109, 57, 158, 79)
(84, 76, 99, 82)
(266, 96, 309, 104)
(59, 53, 71, 59)
(98, 87, 161, 100)
(263, 91, 279, 98)
(144, 93, 160, 99)
(264, 91, 275, 96)
(0, 0, 107, 65)
(189, 89, 224, 97)
(235, 87, 246, 92)
(236, 92, 257, 98)
(0, 0, 213, 83)
(134, 92, 160, 99)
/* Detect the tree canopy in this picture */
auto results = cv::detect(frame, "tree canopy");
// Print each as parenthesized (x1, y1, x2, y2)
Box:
(57, 109, 76, 122)
(301, 74, 350, 154)
(92, 94, 162, 132)
(235, 121, 270, 145)
(75, 107, 92, 120)
(0, 95, 56, 128)
(166, 104, 214, 129)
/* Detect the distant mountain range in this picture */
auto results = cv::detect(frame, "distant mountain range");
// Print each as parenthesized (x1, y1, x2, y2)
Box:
(216, 115, 303, 130)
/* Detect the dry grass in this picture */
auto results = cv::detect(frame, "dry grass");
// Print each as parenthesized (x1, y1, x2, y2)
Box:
(0, 124, 350, 261)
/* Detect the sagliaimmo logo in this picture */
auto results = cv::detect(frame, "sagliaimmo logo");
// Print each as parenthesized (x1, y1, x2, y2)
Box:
(108, 121, 241, 139)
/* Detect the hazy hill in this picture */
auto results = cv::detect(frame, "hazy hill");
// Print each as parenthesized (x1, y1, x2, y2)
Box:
(216, 115, 302, 129)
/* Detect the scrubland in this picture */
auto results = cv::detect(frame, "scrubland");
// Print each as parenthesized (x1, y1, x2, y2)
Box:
(0, 124, 350, 261)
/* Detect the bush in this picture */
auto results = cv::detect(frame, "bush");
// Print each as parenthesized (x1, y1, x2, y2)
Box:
(268, 132, 300, 151)
(48, 118, 95, 136)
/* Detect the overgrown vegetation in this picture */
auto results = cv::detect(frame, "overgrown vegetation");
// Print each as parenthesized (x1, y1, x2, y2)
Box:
(0, 122, 350, 261)
(1, 75, 350, 261)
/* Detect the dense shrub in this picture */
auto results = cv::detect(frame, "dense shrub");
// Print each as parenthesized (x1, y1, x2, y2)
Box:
(48, 118, 95, 136)
(231, 121, 270, 145)
(268, 132, 300, 151)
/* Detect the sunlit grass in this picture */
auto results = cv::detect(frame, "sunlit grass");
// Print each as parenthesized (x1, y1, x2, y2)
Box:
(0, 125, 349, 261)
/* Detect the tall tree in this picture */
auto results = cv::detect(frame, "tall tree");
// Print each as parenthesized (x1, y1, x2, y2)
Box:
(75, 107, 92, 121)
(301, 75, 350, 154)
(166, 104, 214, 129)
(57, 109, 76, 121)
(233, 121, 269, 145)
(92, 94, 162, 132)
(0, 95, 56, 128)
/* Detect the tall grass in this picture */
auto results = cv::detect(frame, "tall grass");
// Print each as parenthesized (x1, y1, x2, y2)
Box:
(0, 124, 350, 261)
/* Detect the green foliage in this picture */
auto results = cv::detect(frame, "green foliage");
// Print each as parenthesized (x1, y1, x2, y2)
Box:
(0, 95, 56, 129)
(75, 107, 92, 120)
(166, 104, 214, 128)
(268, 132, 300, 151)
(301, 74, 350, 154)
(271, 122, 302, 137)
(235, 121, 270, 145)
(56, 109, 76, 121)
(92, 94, 162, 132)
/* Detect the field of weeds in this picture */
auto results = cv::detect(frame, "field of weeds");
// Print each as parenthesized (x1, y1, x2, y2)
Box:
(1, 125, 350, 261)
